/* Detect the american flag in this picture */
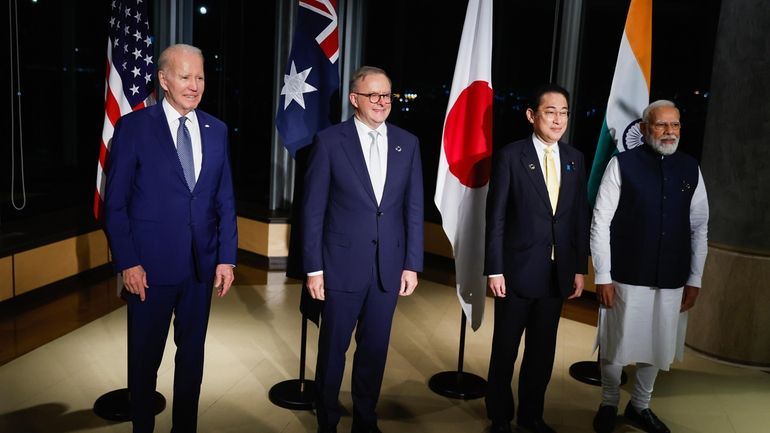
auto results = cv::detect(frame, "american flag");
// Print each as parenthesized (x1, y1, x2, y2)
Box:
(94, 0, 156, 219)
(275, 0, 340, 157)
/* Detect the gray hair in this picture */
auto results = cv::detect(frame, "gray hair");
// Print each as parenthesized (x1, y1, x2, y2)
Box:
(349, 66, 391, 92)
(158, 44, 204, 72)
(642, 100, 678, 123)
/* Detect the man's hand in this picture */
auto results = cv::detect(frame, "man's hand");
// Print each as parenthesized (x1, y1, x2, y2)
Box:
(307, 274, 325, 300)
(488, 275, 506, 298)
(123, 265, 148, 301)
(568, 274, 585, 299)
(596, 283, 616, 308)
(214, 264, 235, 297)
(399, 270, 418, 296)
(681, 285, 700, 312)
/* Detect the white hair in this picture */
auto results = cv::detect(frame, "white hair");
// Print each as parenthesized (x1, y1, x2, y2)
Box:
(642, 100, 677, 123)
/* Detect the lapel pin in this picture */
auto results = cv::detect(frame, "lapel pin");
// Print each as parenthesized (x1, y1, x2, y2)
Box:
(395, 145, 402, 152)
(204, 124, 210, 128)
(528, 163, 536, 170)
(566, 161, 575, 172)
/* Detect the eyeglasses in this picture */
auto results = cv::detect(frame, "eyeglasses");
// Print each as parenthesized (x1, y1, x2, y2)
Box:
(353, 92, 393, 104)
(538, 110, 570, 120)
(650, 121, 682, 132)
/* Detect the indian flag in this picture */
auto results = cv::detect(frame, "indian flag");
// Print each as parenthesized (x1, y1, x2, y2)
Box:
(587, 0, 651, 205)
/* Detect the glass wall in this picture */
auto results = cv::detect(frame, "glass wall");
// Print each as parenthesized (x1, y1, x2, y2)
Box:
(192, 0, 276, 212)
(0, 0, 722, 250)
(572, 0, 721, 164)
(3, 0, 108, 226)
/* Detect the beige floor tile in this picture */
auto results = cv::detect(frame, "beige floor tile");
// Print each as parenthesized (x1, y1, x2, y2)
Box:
(2, 276, 769, 433)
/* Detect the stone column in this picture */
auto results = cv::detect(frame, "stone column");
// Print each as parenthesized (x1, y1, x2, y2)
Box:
(685, 0, 770, 367)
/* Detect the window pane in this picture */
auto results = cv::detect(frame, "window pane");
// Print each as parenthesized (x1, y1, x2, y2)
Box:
(364, 1, 558, 222)
(193, 0, 276, 210)
(3, 0, 107, 225)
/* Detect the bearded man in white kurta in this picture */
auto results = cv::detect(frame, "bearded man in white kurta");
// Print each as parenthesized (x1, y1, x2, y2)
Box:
(590, 100, 709, 433)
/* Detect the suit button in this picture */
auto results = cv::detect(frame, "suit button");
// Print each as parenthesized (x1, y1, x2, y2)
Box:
(377, 211, 383, 216)
(372, 240, 377, 245)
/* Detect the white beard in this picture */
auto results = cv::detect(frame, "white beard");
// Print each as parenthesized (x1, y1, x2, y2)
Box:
(647, 135, 679, 155)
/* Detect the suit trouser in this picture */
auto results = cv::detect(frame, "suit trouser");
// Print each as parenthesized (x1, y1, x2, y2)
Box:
(126, 275, 213, 433)
(314, 277, 399, 431)
(485, 290, 563, 424)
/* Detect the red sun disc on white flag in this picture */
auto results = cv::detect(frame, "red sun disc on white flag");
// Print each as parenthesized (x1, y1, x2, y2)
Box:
(443, 80, 493, 188)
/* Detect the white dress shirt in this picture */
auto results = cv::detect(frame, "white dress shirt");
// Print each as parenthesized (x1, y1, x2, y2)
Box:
(162, 98, 202, 181)
(353, 116, 388, 204)
(590, 155, 710, 287)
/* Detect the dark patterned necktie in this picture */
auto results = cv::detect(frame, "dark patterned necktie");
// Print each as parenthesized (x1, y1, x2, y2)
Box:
(177, 116, 195, 190)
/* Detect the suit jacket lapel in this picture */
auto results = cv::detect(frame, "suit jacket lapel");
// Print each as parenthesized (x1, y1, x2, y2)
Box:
(194, 109, 212, 192)
(339, 118, 378, 204)
(555, 143, 576, 217)
(520, 140, 552, 213)
(151, 104, 190, 190)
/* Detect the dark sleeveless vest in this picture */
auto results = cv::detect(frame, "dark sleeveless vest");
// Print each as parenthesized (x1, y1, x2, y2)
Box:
(610, 144, 699, 288)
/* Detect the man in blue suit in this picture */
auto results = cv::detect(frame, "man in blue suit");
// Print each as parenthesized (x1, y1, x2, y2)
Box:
(103, 44, 237, 433)
(302, 66, 424, 433)
(484, 84, 590, 433)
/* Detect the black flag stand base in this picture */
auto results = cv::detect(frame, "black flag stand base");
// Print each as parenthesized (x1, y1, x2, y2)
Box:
(93, 304, 166, 421)
(428, 310, 486, 400)
(568, 353, 628, 386)
(93, 389, 166, 422)
(269, 314, 316, 410)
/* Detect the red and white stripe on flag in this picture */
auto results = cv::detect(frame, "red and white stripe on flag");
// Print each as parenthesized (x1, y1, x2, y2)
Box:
(94, 0, 156, 220)
(434, 0, 493, 331)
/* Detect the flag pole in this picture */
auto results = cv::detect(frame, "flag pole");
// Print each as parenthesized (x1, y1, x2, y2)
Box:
(268, 312, 316, 410)
(428, 309, 486, 400)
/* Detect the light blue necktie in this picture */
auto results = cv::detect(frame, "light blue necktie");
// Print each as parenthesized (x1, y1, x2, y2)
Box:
(177, 116, 195, 190)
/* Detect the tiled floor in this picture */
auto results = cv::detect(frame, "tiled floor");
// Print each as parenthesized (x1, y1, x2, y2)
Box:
(0, 266, 769, 433)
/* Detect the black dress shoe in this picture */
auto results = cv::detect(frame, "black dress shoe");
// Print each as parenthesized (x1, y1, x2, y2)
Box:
(516, 418, 557, 433)
(317, 427, 337, 433)
(623, 402, 670, 433)
(592, 405, 617, 433)
(490, 421, 513, 433)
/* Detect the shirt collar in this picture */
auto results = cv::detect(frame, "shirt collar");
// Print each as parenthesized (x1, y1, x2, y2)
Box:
(162, 98, 198, 126)
(353, 116, 387, 138)
(532, 133, 559, 153)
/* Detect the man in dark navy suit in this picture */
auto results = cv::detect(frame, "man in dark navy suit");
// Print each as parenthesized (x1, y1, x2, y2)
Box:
(104, 44, 237, 433)
(484, 84, 590, 433)
(302, 66, 424, 433)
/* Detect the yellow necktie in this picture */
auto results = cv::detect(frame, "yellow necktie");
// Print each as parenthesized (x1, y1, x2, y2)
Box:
(545, 147, 559, 260)
(544, 147, 559, 214)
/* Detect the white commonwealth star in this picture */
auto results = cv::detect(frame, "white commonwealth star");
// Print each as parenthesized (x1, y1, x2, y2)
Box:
(280, 61, 317, 109)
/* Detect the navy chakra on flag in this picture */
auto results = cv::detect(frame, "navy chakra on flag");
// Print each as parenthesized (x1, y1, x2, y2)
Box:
(622, 118, 645, 151)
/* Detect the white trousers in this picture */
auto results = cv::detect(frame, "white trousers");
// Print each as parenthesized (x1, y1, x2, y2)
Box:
(595, 283, 687, 370)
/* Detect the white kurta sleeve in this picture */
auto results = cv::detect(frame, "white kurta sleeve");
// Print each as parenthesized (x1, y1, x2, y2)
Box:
(687, 168, 709, 287)
(590, 157, 622, 285)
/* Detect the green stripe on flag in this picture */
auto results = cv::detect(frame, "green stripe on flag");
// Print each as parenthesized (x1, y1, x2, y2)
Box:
(587, 117, 618, 207)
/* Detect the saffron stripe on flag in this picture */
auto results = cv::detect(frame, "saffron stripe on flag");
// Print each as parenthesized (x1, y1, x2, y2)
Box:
(587, 0, 651, 206)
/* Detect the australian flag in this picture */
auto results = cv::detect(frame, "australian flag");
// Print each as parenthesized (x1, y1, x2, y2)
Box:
(279, 0, 340, 325)
(275, 0, 340, 157)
